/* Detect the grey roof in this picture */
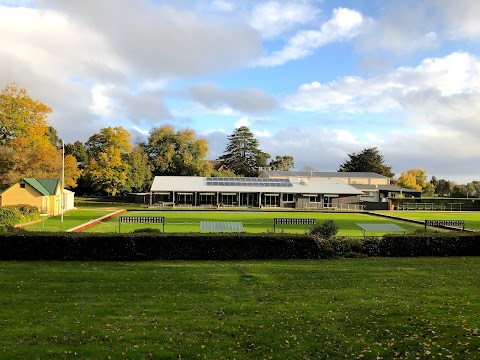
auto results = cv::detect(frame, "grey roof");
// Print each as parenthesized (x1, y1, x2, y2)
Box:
(351, 184, 420, 193)
(263, 170, 388, 179)
(151, 176, 364, 195)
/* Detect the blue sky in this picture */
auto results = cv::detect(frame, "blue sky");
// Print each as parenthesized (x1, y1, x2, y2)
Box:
(1, 0, 480, 183)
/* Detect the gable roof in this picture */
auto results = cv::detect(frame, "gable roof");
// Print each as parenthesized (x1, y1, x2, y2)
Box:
(22, 178, 60, 195)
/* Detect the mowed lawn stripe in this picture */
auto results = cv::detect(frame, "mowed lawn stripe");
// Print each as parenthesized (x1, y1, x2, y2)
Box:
(377, 210, 480, 230)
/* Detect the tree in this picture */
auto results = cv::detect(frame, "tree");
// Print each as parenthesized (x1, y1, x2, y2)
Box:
(0, 83, 51, 142)
(83, 127, 133, 196)
(0, 84, 80, 188)
(47, 126, 61, 148)
(85, 126, 132, 159)
(143, 125, 211, 176)
(338, 147, 394, 178)
(65, 141, 89, 163)
(84, 146, 130, 196)
(269, 155, 295, 171)
(451, 184, 467, 198)
(435, 179, 454, 196)
(211, 169, 237, 177)
(124, 146, 152, 193)
(219, 126, 270, 177)
(396, 168, 435, 195)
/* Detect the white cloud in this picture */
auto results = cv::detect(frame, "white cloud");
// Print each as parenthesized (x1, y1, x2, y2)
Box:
(281, 52, 480, 178)
(235, 116, 250, 128)
(257, 7, 366, 66)
(356, 1, 480, 54)
(36, 1, 261, 78)
(253, 129, 272, 138)
(132, 126, 149, 136)
(90, 85, 115, 118)
(249, 1, 318, 39)
(211, 0, 234, 12)
(287, 52, 480, 116)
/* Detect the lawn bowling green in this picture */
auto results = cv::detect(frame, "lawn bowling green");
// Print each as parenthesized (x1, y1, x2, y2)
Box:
(84, 211, 423, 236)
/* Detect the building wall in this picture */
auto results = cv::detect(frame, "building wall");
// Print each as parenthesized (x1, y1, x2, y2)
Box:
(0, 183, 45, 210)
(48, 183, 62, 216)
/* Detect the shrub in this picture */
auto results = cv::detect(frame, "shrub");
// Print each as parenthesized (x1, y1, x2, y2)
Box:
(132, 228, 162, 234)
(0, 207, 21, 231)
(14, 204, 40, 223)
(309, 220, 339, 239)
(361, 237, 381, 256)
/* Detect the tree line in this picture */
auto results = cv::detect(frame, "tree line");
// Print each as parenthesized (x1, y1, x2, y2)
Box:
(338, 147, 480, 197)
(0, 85, 295, 196)
(1, 84, 477, 198)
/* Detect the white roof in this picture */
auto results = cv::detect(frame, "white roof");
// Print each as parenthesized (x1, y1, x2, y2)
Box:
(151, 176, 363, 195)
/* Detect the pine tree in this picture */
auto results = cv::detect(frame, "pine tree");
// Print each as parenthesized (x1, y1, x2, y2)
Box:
(338, 147, 394, 178)
(219, 126, 270, 177)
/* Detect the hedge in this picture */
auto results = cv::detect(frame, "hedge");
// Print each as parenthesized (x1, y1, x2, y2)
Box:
(380, 233, 480, 257)
(0, 232, 478, 260)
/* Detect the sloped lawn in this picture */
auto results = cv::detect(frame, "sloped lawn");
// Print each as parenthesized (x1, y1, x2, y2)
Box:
(0, 258, 478, 359)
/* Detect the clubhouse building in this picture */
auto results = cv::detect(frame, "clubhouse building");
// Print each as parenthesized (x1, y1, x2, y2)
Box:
(150, 176, 364, 210)
(259, 170, 420, 203)
(150, 171, 419, 210)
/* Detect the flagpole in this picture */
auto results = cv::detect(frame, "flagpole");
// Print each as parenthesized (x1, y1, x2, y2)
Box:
(61, 139, 64, 223)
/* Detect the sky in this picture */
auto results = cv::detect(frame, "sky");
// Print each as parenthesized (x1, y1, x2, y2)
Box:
(1, 0, 480, 183)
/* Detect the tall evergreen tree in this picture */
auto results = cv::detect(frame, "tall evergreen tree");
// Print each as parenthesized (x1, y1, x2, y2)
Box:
(219, 126, 270, 177)
(338, 147, 394, 178)
(65, 141, 89, 163)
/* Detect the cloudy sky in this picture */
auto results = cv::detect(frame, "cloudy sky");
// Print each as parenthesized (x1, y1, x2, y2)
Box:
(1, 0, 480, 182)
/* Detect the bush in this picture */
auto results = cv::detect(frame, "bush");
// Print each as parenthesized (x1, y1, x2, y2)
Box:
(0, 205, 40, 231)
(132, 228, 162, 234)
(0, 207, 21, 231)
(309, 220, 339, 239)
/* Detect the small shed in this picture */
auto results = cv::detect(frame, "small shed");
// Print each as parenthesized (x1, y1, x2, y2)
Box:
(63, 189, 75, 211)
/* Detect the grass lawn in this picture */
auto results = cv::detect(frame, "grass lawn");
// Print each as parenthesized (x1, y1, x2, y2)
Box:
(379, 211, 480, 231)
(0, 258, 478, 359)
(23, 208, 120, 232)
(84, 211, 424, 236)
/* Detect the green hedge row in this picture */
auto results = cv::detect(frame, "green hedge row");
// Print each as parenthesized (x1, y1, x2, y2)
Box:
(0, 232, 478, 260)
(0, 205, 40, 231)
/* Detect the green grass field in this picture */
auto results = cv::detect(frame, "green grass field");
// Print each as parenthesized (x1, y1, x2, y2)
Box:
(379, 211, 480, 230)
(83, 211, 424, 236)
(23, 209, 119, 232)
(0, 258, 478, 359)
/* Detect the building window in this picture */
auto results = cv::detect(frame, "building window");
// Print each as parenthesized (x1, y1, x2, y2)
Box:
(309, 195, 319, 203)
(282, 193, 294, 202)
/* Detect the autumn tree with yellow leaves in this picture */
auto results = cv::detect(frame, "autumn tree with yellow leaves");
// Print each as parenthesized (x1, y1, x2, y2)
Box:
(396, 168, 435, 196)
(0, 84, 80, 188)
(83, 127, 133, 196)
